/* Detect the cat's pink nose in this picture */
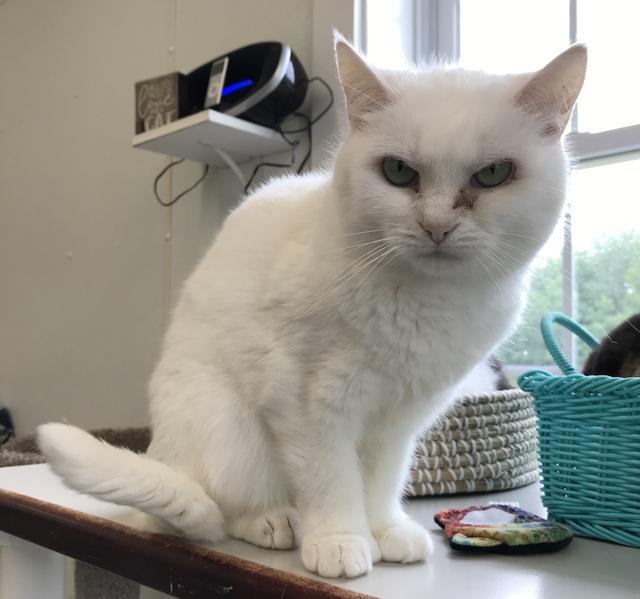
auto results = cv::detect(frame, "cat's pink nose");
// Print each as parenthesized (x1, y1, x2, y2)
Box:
(420, 221, 459, 244)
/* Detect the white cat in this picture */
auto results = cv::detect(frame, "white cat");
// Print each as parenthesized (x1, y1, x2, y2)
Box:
(38, 37, 586, 578)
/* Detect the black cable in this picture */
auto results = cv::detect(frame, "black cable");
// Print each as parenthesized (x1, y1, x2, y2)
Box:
(153, 158, 210, 207)
(275, 122, 299, 147)
(279, 77, 334, 134)
(243, 77, 333, 192)
(243, 155, 296, 195)
(242, 110, 313, 192)
(302, 120, 312, 172)
(292, 112, 311, 173)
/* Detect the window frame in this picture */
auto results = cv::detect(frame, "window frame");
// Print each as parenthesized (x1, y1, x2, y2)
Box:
(386, 0, 640, 161)
(363, 0, 640, 365)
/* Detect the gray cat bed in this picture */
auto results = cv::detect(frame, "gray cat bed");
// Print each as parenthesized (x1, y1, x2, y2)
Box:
(0, 427, 150, 467)
(409, 389, 538, 496)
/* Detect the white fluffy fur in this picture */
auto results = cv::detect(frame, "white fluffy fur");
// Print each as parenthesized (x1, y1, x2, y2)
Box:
(456, 360, 503, 397)
(38, 39, 586, 578)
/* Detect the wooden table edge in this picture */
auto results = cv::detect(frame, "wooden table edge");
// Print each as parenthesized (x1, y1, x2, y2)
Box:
(0, 488, 376, 599)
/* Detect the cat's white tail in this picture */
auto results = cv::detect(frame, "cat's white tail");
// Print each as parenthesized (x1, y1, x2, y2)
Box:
(37, 423, 225, 543)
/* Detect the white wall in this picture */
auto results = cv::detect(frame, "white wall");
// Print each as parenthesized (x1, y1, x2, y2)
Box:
(0, 0, 315, 435)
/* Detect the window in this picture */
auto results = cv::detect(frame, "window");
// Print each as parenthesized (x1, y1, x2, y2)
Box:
(365, 1, 414, 69)
(576, 1, 640, 133)
(365, 0, 640, 376)
(459, 0, 569, 74)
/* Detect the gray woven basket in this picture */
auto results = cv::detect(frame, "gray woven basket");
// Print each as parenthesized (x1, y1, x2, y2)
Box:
(408, 389, 538, 496)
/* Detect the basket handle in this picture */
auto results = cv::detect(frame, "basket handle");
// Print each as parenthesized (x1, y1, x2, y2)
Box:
(541, 312, 600, 375)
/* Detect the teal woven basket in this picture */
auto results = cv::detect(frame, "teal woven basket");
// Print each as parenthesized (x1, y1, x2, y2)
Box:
(518, 312, 640, 548)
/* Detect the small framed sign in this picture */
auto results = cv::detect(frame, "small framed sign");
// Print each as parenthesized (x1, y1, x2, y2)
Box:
(135, 72, 188, 134)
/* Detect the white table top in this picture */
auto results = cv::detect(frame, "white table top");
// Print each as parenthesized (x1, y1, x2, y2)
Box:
(0, 464, 638, 599)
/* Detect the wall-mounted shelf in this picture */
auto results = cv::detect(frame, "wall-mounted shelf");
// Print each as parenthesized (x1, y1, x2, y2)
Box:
(132, 110, 291, 167)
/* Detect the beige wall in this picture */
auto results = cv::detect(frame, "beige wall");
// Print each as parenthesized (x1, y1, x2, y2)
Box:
(0, 0, 313, 435)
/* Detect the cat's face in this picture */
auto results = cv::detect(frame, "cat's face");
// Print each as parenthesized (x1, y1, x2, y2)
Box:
(333, 39, 587, 276)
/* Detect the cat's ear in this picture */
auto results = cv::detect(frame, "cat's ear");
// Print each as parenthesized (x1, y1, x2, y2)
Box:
(334, 33, 392, 129)
(515, 44, 587, 138)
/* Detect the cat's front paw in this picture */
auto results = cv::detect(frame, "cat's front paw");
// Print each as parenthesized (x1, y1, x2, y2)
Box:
(373, 519, 432, 563)
(301, 533, 373, 578)
(227, 508, 299, 549)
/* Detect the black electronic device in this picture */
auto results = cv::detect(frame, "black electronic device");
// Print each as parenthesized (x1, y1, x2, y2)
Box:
(186, 42, 308, 128)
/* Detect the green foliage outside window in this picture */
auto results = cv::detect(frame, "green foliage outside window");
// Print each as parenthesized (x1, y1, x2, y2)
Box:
(498, 232, 640, 367)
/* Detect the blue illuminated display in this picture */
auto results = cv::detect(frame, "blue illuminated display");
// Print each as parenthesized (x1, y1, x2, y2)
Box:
(221, 79, 254, 97)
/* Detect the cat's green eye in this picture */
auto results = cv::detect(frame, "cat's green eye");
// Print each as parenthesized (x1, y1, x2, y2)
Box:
(381, 157, 419, 187)
(471, 161, 514, 188)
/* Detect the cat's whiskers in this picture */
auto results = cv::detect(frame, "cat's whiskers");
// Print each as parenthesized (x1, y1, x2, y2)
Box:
(500, 231, 545, 242)
(352, 245, 404, 293)
(490, 245, 530, 277)
(485, 221, 544, 243)
(472, 253, 513, 308)
(334, 243, 397, 289)
(322, 241, 408, 314)
(492, 239, 531, 257)
(489, 246, 542, 291)
(333, 242, 395, 281)
(471, 253, 502, 291)
(335, 228, 388, 239)
(486, 249, 514, 278)
(296, 242, 396, 318)
(593, 324, 616, 345)
(344, 247, 406, 313)
(327, 236, 402, 255)
(489, 234, 575, 287)
(625, 319, 640, 336)
(309, 246, 395, 315)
